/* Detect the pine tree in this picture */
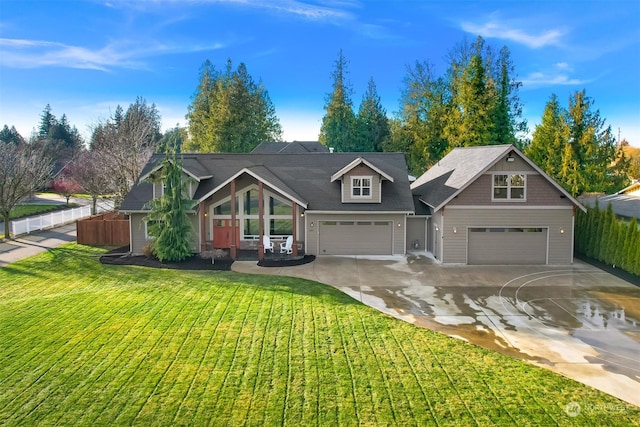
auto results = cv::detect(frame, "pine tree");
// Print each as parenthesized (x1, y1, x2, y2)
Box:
(319, 49, 356, 152)
(145, 142, 195, 263)
(354, 78, 389, 152)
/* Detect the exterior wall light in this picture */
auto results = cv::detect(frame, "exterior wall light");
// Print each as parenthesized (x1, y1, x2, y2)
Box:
(397, 223, 402, 227)
(453, 227, 457, 233)
(560, 228, 564, 234)
(310, 222, 314, 227)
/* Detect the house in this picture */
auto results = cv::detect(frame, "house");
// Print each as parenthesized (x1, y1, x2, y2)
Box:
(408, 145, 585, 265)
(120, 152, 414, 259)
(120, 144, 584, 265)
(580, 180, 640, 221)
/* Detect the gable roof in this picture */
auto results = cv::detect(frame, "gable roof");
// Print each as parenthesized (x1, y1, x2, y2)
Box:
(121, 152, 414, 213)
(411, 144, 585, 212)
(330, 157, 395, 183)
(251, 141, 329, 154)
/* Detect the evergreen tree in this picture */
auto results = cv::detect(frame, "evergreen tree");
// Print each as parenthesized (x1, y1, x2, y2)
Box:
(354, 78, 389, 152)
(491, 46, 528, 147)
(319, 49, 356, 152)
(622, 218, 637, 272)
(392, 61, 449, 174)
(145, 142, 195, 263)
(185, 59, 282, 153)
(38, 104, 56, 137)
(0, 125, 25, 146)
(564, 90, 623, 194)
(526, 94, 566, 180)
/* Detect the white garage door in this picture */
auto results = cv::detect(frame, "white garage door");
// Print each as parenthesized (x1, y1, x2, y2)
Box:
(467, 227, 547, 265)
(319, 221, 393, 255)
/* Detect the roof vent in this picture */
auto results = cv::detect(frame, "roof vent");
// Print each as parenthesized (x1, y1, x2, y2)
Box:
(329, 147, 334, 153)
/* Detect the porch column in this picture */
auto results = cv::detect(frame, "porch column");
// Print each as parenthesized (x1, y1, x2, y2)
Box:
(258, 181, 265, 260)
(199, 201, 206, 252)
(230, 179, 237, 259)
(292, 203, 298, 256)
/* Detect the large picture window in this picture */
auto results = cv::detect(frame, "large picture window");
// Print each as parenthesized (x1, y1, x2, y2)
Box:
(352, 176, 372, 198)
(493, 174, 526, 200)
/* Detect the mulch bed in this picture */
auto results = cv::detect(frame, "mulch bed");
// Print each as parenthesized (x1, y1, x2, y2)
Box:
(100, 246, 316, 270)
(100, 246, 233, 271)
(258, 255, 316, 268)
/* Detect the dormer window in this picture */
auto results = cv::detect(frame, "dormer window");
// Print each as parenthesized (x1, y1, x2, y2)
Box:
(352, 176, 372, 198)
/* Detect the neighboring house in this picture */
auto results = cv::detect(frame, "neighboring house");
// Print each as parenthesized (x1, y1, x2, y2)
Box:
(120, 152, 414, 259)
(580, 181, 640, 221)
(408, 145, 585, 265)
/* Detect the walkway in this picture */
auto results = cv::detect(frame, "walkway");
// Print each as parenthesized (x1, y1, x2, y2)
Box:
(0, 223, 77, 267)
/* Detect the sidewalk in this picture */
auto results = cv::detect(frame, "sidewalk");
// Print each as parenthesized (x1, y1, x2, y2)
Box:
(0, 223, 77, 267)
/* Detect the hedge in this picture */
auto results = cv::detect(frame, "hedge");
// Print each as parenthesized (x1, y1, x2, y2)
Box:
(575, 201, 640, 276)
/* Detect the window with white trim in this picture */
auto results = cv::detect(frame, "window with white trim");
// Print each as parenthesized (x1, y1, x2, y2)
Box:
(493, 174, 526, 200)
(144, 219, 163, 240)
(351, 176, 372, 198)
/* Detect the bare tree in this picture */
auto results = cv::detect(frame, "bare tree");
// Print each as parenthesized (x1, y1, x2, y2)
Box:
(71, 150, 114, 215)
(0, 144, 53, 238)
(90, 98, 161, 206)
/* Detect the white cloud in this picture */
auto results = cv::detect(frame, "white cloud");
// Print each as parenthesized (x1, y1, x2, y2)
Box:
(0, 37, 224, 71)
(521, 71, 589, 88)
(555, 62, 571, 70)
(461, 20, 566, 48)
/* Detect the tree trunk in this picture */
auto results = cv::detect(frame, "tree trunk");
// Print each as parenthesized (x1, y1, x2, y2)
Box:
(3, 212, 10, 239)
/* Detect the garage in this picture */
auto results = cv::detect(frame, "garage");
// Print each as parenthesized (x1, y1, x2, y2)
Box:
(318, 220, 393, 255)
(467, 227, 548, 265)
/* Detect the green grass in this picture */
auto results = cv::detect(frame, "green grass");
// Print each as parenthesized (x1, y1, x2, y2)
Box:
(8, 203, 79, 220)
(0, 244, 638, 426)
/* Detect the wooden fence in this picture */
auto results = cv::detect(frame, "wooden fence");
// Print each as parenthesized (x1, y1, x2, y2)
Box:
(77, 212, 130, 246)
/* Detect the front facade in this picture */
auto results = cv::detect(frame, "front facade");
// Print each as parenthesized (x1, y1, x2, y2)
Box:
(120, 152, 414, 259)
(120, 144, 583, 265)
(409, 145, 585, 265)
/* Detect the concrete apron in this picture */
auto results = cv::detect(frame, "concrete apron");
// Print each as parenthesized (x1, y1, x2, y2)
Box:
(232, 255, 640, 407)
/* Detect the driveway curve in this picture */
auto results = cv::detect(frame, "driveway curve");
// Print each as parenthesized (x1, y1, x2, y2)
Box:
(233, 255, 640, 407)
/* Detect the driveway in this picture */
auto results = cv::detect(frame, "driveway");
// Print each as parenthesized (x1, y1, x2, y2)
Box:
(233, 255, 640, 407)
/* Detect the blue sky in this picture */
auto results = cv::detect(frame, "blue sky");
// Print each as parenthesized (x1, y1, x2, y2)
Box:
(1, 0, 639, 146)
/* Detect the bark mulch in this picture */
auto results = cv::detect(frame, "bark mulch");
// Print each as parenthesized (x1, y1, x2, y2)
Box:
(100, 247, 316, 270)
(100, 246, 233, 271)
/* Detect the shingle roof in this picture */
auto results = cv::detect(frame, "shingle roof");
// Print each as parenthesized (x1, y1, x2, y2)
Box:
(411, 145, 513, 210)
(251, 141, 329, 154)
(410, 144, 584, 213)
(121, 152, 414, 213)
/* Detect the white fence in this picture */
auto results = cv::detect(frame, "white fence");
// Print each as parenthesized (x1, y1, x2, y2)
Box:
(11, 206, 92, 236)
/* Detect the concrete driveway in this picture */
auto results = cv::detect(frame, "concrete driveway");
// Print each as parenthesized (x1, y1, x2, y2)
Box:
(233, 254, 640, 407)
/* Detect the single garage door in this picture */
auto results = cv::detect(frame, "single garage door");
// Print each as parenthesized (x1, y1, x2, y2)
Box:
(319, 220, 393, 255)
(467, 227, 547, 265)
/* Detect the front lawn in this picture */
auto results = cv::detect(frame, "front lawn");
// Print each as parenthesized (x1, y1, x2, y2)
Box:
(9, 203, 79, 220)
(0, 244, 637, 426)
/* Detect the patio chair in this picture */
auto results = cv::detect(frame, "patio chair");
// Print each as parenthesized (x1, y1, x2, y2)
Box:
(280, 235, 293, 254)
(263, 235, 274, 253)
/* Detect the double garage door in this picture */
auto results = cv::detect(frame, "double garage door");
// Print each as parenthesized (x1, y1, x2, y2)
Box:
(319, 220, 393, 255)
(467, 227, 548, 265)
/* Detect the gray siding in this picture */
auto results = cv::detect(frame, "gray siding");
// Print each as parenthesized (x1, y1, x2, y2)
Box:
(449, 174, 574, 207)
(129, 212, 199, 255)
(441, 207, 574, 264)
(342, 165, 382, 203)
(406, 216, 427, 251)
(306, 213, 405, 255)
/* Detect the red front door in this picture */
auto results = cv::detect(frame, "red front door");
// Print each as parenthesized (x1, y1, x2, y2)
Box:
(212, 219, 240, 249)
